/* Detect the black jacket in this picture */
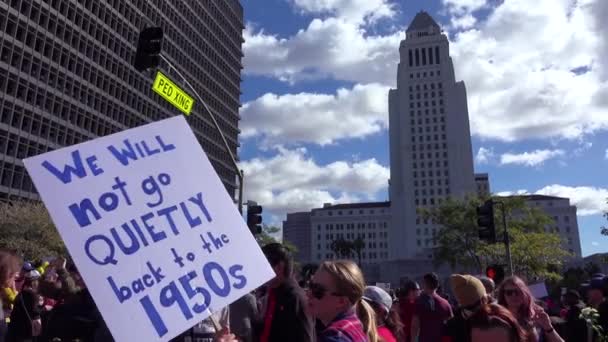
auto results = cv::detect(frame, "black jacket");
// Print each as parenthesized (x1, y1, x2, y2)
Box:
(563, 303, 588, 342)
(261, 279, 313, 342)
(6, 289, 41, 342)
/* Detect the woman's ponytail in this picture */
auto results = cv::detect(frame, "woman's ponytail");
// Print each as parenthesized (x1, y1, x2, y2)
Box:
(356, 298, 379, 342)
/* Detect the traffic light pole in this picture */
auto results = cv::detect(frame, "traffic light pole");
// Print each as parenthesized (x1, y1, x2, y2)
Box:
(494, 201, 514, 276)
(158, 55, 244, 214)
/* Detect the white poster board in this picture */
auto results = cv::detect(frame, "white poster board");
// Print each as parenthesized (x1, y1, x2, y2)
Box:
(23, 116, 275, 342)
(528, 282, 548, 299)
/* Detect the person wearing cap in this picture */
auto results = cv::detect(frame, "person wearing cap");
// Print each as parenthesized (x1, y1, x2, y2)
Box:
(363, 286, 403, 342)
(398, 281, 420, 342)
(587, 276, 608, 336)
(411, 273, 453, 342)
(6, 268, 43, 342)
(443, 274, 489, 342)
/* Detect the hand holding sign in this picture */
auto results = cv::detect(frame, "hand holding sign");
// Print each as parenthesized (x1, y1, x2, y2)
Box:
(24, 116, 275, 342)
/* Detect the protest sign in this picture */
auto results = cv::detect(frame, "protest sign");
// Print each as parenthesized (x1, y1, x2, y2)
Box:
(23, 116, 275, 342)
(528, 282, 549, 299)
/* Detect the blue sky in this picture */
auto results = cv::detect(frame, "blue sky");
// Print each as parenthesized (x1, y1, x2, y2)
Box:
(237, 0, 608, 257)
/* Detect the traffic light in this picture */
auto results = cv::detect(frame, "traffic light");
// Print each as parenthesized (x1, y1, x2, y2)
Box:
(247, 205, 263, 235)
(133, 27, 163, 71)
(486, 264, 505, 285)
(477, 199, 497, 243)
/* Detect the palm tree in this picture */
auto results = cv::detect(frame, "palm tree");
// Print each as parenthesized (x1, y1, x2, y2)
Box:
(330, 238, 353, 259)
(352, 237, 365, 266)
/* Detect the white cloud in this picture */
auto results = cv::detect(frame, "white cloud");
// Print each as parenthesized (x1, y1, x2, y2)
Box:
(442, 0, 487, 15)
(495, 189, 529, 197)
(240, 148, 389, 221)
(500, 149, 565, 167)
(573, 142, 593, 156)
(243, 17, 401, 84)
(535, 184, 608, 216)
(450, 0, 608, 141)
(241, 83, 390, 146)
(475, 147, 494, 164)
(245, 0, 608, 142)
(450, 14, 477, 30)
(592, 241, 599, 246)
(497, 184, 608, 216)
(290, 0, 397, 24)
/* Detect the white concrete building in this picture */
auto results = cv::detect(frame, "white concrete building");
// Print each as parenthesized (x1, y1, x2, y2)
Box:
(309, 202, 391, 264)
(282, 212, 312, 263)
(388, 11, 476, 259)
(475, 173, 490, 197)
(509, 195, 583, 258)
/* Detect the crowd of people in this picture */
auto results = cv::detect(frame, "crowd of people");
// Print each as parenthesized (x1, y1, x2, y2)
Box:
(0, 243, 606, 342)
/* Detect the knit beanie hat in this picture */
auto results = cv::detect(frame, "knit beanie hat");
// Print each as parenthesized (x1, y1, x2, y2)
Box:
(450, 274, 486, 307)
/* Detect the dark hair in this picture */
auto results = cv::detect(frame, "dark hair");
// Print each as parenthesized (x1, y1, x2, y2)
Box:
(470, 303, 526, 342)
(423, 273, 440, 290)
(368, 300, 404, 341)
(262, 243, 293, 278)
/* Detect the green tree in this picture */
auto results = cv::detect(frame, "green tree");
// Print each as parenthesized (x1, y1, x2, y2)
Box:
(0, 201, 66, 261)
(352, 237, 365, 265)
(255, 225, 298, 254)
(421, 195, 571, 280)
(330, 238, 353, 259)
(418, 196, 486, 271)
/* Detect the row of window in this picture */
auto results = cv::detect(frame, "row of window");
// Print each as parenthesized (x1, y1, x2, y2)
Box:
(130, 0, 243, 107)
(319, 251, 388, 261)
(0, 17, 239, 181)
(317, 222, 389, 230)
(408, 47, 441, 67)
(409, 83, 443, 92)
(410, 70, 440, 79)
(417, 239, 436, 247)
(0, 14, 240, 143)
(2, 0, 242, 133)
(552, 216, 571, 223)
(313, 208, 388, 216)
(411, 126, 446, 135)
(410, 108, 446, 117)
(416, 227, 437, 236)
(317, 240, 388, 250)
(410, 91, 443, 100)
(320, 232, 385, 240)
(0, 161, 33, 193)
(412, 142, 448, 152)
(410, 99, 444, 108)
(415, 196, 447, 206)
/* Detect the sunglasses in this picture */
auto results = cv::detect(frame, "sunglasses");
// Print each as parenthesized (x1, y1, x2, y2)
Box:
(308, 281, 340, 300)
(504, 289, 522, 297)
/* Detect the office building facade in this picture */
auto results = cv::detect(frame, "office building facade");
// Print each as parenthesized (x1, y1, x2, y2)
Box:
(514, 195, 583, 258)
(388, 11, 476, 259)
(475, 173, 490, 197)
(282, 211, 312, 264)
(309, 202, 391, 265)
(0, 0, 243, 201)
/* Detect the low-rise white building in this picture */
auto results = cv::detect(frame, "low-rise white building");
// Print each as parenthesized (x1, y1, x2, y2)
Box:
(309, 202, 391, 265)
(506, 195, 582, 258)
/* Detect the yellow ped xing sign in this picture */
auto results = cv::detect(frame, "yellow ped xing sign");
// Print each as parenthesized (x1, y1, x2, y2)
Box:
(152, 71, 195, 115)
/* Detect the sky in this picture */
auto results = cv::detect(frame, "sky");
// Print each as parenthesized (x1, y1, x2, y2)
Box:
(237, 0, 608, 257)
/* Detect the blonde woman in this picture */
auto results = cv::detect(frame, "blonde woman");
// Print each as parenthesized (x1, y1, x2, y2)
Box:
(307, 260, 378, 342)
